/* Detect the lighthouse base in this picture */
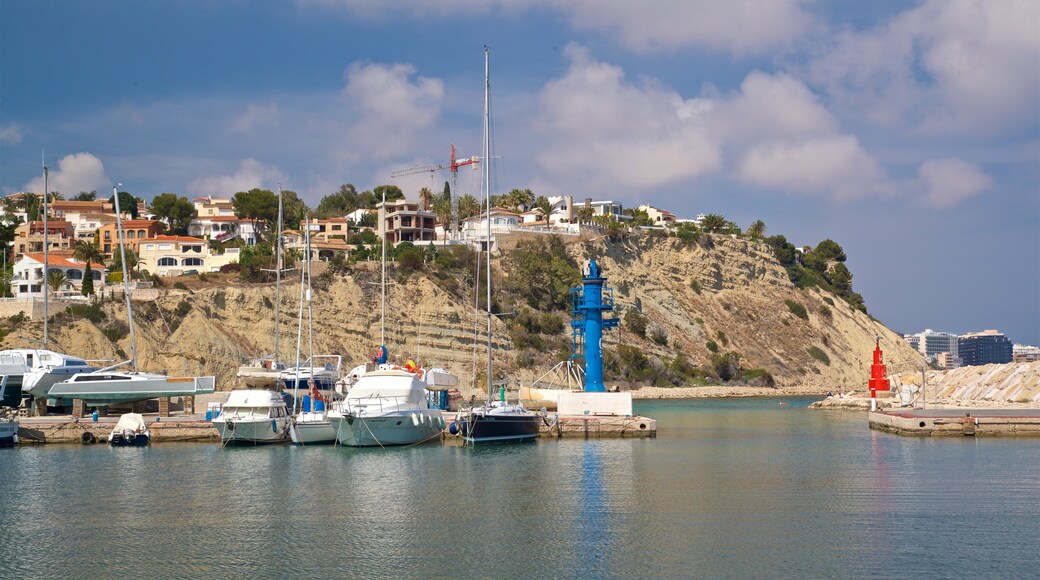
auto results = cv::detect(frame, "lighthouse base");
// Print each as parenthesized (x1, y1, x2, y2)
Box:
(558, 392, 633, 417)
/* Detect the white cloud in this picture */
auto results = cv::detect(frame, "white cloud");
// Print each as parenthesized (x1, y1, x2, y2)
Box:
(229, 103, 279, 133)
(187, 159, 287, 197)
(342, 61, 444, 159)
(805, 0, 1040, 136)
(0, 124, 23, 144)
(709, 70, 837, 144)
(736, 136, 891, 201)
(535, 44, 720, 195)
(917, 158, 992, 208)
(544, 0, 813, 54)
(23, 152, 110, 196)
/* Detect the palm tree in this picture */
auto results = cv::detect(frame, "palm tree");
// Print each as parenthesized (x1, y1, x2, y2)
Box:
(535, 196, 553, 225)
(576, 205, 594, 223)
(47, 269, 68, 293)
(417, 187, 434, 211)
(700, 214, 727, 233)
(746, 219, 767, 239)
(73, 241, 104, 296)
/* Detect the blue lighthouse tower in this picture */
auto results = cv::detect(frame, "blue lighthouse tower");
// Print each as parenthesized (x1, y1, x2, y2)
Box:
(571, 259, 620, 392)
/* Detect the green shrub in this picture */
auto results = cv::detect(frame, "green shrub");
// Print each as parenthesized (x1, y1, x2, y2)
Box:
(785, 299, 808, 320)
(818, 304, 832, 319)
(650, 328, 668, 346)
(624, 309, 648, 339)
(742, 368, 775, 387)
(807, 346, 830, 365)
(706, 340, 719, 353)
(174, 300, 191, 318)
(711, 351, 741, 382)
(689, 279, 702, 294)
(101, 321, 130, 343)
(173, 282, 189, 291)
(716, 330, 728, 346)
(65, 303, 106, 323)
(822, 296, 834, 306)
(7, 312, 25, 325)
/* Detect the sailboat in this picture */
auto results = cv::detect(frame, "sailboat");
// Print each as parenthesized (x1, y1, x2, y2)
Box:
(288, 217, 338, 445)
(1, 161, 99, 415)
(236, 186, 288, 388)
(455, 47, 542, 444)
(328, 188, 451, 447)
(48, 184, 216, 406)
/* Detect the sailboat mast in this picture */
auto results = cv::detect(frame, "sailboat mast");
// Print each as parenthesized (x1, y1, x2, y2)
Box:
(292, 217, 307, 413)
(112, 184, 139, 372)
(380, 188, 386, 347)
(306, 216, 314, 388)
(41, 158, 49, 347)
(483, 46, 493, 400)
(274, 185, 284, 364)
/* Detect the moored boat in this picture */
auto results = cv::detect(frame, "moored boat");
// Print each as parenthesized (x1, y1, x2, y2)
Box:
(213, 389, 291, 445)
(457, 47, 542, 445)
(331, 368, 445, 447)
(108, 412, 150, 446)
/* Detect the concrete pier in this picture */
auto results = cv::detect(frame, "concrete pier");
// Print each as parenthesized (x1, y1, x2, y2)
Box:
(547, 414, 657, 438)
(17, 416, 218, 444)
(869, 408, 1040, 437)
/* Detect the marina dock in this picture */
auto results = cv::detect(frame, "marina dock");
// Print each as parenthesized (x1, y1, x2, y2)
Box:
(16, 410, 656, 444)
(868, 408, 1040, 437)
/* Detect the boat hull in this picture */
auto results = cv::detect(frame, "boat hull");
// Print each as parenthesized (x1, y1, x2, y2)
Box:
(236, 367, 283, 390)
(213, 417, 290, 445)
(109, 432, 149, 446)
(332, 410, 444, 447)
(460, 412, 541, 444)
(48, 375, 217, 405)
(290, 414, 337, 445)
(0, 421, 17, 446)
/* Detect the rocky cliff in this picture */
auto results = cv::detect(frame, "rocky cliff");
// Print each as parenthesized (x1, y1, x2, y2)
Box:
(3, 232, 919, 394)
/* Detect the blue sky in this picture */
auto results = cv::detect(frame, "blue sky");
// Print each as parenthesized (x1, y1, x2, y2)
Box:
(1, 0, 1038, 345)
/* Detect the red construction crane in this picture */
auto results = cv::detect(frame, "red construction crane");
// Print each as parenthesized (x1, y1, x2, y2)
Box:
(390, 144, 479, 237)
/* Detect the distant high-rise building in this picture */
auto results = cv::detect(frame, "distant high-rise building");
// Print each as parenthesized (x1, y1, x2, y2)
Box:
(1013, 344, 1040, 363)
(958, 330, 1013, 366)
(904, 329, 960, 368)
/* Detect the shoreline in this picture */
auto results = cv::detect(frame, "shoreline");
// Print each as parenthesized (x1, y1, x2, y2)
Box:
(628, 385, 831, 399)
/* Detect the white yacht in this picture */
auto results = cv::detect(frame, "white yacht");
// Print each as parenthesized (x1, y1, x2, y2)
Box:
(0, 348, 97, 405)
(331, 368, 445, 447)
(212, 390, 291, 445)
(0, 378, 17, 445)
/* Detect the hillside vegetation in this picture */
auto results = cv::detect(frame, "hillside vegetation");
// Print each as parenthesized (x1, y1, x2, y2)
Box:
(0, 230, 918, 394)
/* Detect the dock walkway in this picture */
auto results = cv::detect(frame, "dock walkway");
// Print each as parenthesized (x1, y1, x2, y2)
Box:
(868, 408, 1040, 436)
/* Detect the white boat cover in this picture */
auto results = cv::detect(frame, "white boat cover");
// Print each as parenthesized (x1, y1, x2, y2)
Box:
(114, 413, 147, 433)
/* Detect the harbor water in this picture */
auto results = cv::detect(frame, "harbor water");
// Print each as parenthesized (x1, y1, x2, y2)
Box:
(1, 397, 1038, 578)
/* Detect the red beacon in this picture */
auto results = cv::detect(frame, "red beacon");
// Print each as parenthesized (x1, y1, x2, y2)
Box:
(868, 336, 888, 399)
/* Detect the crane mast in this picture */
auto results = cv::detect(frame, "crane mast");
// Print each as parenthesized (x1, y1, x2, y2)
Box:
(390, 144, 479, 239)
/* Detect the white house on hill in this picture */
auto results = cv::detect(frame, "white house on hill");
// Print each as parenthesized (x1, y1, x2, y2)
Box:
(11, 253, 107, 299)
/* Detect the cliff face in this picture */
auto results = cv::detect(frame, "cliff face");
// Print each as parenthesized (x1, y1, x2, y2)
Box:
(6, 233, 919, 392)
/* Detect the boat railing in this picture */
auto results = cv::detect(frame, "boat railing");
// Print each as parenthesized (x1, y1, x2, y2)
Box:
(345, 394, 418, 415)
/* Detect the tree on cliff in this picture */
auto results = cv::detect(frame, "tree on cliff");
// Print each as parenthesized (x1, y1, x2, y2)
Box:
(232, 188, 278, 240)
(110, 191, 139, 219)
(150, 193, 195, 234)
(700, 214, 728, 233)
(73, 241, 104, 296)
(746, 220, 766, 238)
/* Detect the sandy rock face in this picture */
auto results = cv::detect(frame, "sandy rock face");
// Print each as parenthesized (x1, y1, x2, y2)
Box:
(6, 234, 922, 393)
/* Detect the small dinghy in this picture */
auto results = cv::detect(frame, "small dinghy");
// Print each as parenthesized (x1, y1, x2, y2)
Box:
(108, 413, 150, 447)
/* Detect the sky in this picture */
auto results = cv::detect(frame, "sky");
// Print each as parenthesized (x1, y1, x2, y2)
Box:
(1, 0, 1038, 345)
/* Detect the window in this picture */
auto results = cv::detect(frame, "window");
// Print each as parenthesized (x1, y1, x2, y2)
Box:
(158, 244, 172, 251)
(92, 271, 102, 280)
(158, 258, 177, 267)
(182, 257, 204, 267)
(126, 231, 135, 239)
(137, 230, 145, 237)
(143, 244, 154, 251)
(67, 269, 82, 280)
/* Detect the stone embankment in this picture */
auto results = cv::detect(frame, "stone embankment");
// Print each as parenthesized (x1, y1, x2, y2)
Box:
(810, 361, 1040, 411)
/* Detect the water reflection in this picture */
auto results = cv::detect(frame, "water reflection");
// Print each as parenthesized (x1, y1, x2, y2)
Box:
(1, 399, 1038, 578)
